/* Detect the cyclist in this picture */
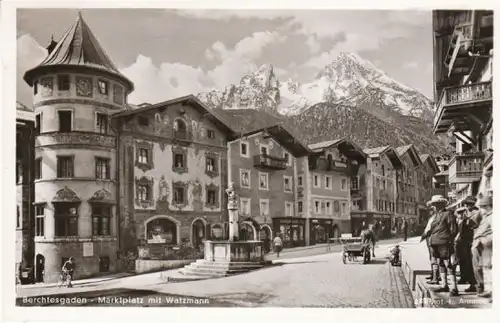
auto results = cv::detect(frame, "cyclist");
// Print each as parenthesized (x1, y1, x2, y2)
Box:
(61, 257, 75, 288)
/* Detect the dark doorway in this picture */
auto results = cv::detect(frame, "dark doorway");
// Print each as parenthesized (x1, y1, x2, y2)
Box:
(192, 220, 206, 250)
(35, 254, 45, 283)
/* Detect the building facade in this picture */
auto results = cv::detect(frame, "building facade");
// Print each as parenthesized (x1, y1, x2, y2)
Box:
(394, 145, 422, 230)
(353, 146, 402, 237)
(304, 138, 367, 244)
(417, 154, 440, 224)
(23, 13, 134, 282)
(432, 10, 493, 210)
(112, 96, 235, 263)
(219, 109, 310, 249)
(16, 103, 36, 283)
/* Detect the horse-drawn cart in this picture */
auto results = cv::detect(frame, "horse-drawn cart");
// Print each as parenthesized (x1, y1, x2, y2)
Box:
(340, 235, 371, 264)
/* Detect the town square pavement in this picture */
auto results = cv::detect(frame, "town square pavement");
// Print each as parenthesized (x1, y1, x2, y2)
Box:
(17, 241, 414, 307)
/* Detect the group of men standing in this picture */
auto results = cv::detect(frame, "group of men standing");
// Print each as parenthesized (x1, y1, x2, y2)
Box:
(421, 194, 493, 299)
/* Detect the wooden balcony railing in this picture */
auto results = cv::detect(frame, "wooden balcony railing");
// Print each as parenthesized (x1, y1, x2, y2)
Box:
(253, 154, 287, 170)
(433, 81, 492, 130)
(310, 159, 350, 173)
(173, 130, 192, 141)
(448, 152, 485, 184)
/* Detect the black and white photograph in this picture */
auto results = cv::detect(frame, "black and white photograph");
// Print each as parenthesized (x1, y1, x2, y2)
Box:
(1, 0, 496, 319)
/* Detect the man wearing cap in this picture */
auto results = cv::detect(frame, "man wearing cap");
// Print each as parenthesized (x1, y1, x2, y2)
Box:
(421, 205, 439, 284)
(426, 195, 459, 296)
(455, 197, 477, 292)
(471, 194, 493, 298)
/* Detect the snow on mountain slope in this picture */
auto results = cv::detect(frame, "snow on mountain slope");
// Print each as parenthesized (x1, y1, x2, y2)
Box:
(197, 52, 434, 122)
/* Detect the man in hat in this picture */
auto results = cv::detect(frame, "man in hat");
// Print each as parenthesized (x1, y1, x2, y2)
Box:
(471, 194, 493, 298)
(426, 195, 459, 296)
(454, 197, 477, 292)
(421, 205, 439, 284)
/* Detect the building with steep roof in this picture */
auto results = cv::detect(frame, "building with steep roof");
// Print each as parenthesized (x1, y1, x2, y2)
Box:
(394, 144, 422, 230)
(23, 13, 135, 282)
(217, 108, 310, 249)
(350, 145, 403, 237)
(300, 138, 367, 244)
(432, 10, 493, 211)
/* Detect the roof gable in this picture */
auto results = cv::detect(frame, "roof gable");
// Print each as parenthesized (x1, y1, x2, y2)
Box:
(112, 94, 235, 136)
(217, 109, 310, 157)
(397, 144, 422, 167)
(309, 137, 367, 162)
(364, 145, 403, 169)
(23, 12, 133, 91)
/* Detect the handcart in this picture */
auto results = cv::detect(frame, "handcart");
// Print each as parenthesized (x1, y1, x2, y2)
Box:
(340, 235, 371, 264)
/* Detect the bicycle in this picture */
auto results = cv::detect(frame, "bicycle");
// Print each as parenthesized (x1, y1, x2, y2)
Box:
(57, 271, 72, 288)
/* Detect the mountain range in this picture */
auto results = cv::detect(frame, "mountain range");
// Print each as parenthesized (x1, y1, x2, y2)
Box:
(196, 52, 449, 155)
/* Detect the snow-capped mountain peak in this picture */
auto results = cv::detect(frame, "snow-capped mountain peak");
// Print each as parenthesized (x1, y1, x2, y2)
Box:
(197, 52, 434, 121)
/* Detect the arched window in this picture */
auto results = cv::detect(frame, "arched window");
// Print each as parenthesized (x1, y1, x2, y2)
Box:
(174, 119, 187, 132)
(146, 218, 177, 244)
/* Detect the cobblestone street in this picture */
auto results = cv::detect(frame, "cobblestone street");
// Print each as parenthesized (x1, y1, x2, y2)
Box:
(18, 243, 414, 308)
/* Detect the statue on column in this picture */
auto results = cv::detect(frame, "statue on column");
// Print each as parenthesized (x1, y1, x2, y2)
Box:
(225, 182, 239, 241)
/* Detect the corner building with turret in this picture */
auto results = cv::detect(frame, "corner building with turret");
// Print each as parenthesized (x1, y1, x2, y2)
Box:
(24, 13, 134, 282)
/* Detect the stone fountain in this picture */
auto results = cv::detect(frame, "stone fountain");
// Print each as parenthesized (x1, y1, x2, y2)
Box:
(174, 182, 267, 281)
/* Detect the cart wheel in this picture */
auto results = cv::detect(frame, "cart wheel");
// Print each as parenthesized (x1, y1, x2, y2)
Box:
(342, 252, 347, 264)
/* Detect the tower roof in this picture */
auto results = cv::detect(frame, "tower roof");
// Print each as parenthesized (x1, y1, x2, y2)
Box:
(23, 12, 134, 92)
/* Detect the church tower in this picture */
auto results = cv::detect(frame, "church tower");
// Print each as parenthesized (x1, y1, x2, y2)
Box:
(23, 12, 134, 282)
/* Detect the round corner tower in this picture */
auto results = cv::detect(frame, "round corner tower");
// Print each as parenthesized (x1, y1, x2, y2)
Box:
(23, 12, 134, 283)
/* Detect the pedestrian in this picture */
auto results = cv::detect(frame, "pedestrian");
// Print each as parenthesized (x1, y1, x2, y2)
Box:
(471, 194, 493, 298)
(426, 195, 459, 296)
(454, 197, 477, 292)
(273, 233, 283, 258)
(402, 218, 408, 241)
(360, 224, 376, 258)
(421, 205, 438, 284)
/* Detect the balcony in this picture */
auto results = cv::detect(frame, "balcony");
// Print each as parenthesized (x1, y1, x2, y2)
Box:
(433, 82, 492, 134)
(253, 154, 287, 170)
(310, 159, 350, 173)
(448, 152, 484, 184)
(172, 130, 192, 142)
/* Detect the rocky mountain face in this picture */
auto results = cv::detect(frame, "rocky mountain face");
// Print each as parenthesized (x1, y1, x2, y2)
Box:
(197, 52, 449, 155)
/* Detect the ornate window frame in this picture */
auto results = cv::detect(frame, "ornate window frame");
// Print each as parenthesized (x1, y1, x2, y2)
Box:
(75, 76, 94, 98)
(205, 152, 219, 178)
(56, 155, 75, 178)
(135, 176, 154, 208)
(172, 181, 188, 207)
(172, 146, 188, 175)
(135, 140, 154, 172)
(240, 140, 250, 158)
(40, 76, 54, 97)
(239, 197, 251, 217)
(239, 169, 251, 189)
(259, 172, 269, 191)
(283, 175, 293, 193)
(259, 198, 270, 217)
(205, 183, 220, 209)
(113, 84, 124, 104)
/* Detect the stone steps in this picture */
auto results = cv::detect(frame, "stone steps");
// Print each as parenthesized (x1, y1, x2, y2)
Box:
(173, 259, 267, 281)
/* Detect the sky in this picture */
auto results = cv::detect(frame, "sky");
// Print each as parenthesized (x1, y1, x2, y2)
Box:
(16, 8, 434, 107)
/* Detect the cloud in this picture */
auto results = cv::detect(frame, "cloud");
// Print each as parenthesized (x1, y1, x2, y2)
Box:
(17, 34, 47, 106)
(304, 33, 380, 68)
(16, 30, 287, 106)
(403, 61, 419, 69)
(120, 55, 211, 104)
(204, 31, 287, 87)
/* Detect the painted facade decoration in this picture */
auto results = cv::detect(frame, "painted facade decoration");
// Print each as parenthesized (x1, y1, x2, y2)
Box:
(114, 97, 233, 254)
